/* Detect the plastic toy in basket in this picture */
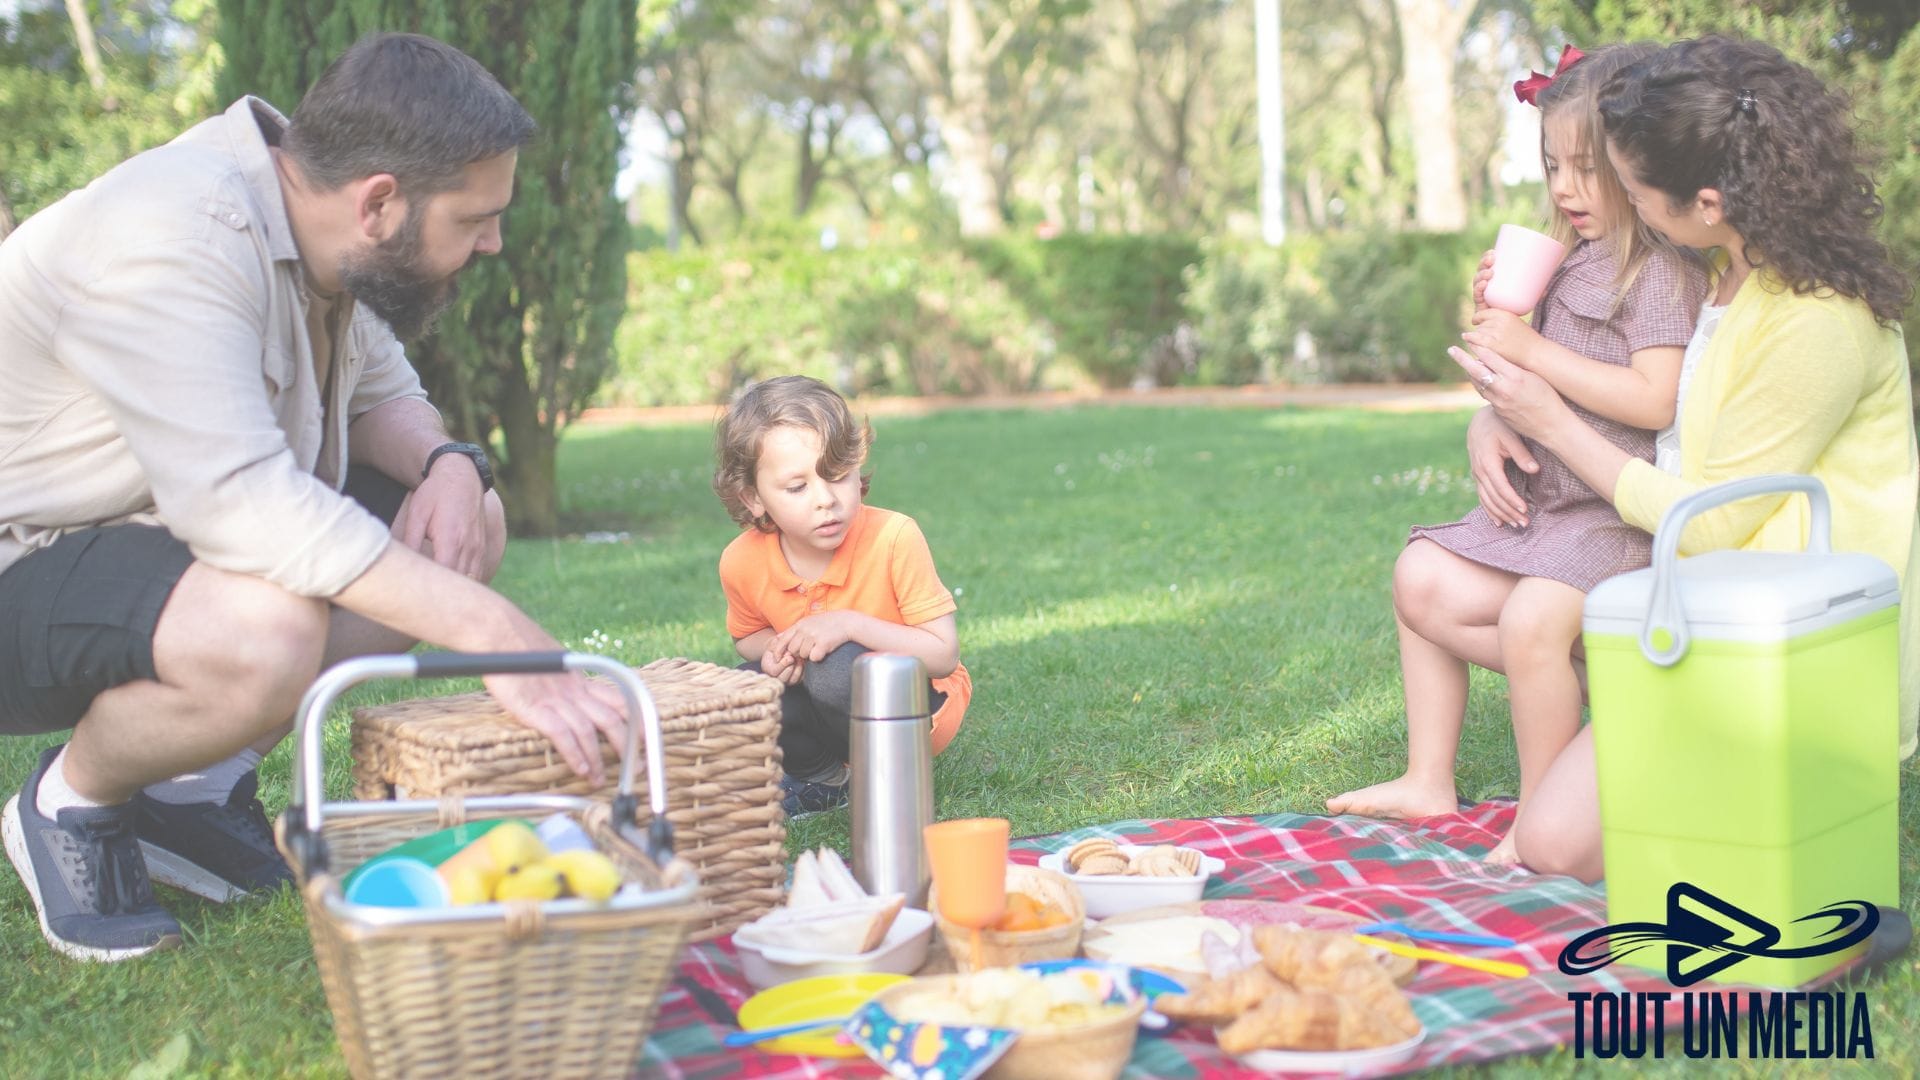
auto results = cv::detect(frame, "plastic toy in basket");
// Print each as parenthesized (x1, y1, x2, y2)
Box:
(275, 650, 704, 1080)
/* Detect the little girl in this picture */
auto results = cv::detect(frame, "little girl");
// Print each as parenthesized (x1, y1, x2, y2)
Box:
(712, 376, 971, 817)
(1327, 43, 1709, 864)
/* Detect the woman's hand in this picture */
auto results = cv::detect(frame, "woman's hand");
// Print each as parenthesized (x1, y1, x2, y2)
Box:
(1471, 250, 1496, 311)
(1465, 407, 1537, 528)
(1464, 308, 1546, 371)
(1449, 343, 1575, 447)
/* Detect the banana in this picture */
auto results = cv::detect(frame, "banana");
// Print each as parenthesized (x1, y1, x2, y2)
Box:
(493, 863, 565, 902)
(443, 864, 500, 906)
(546, 850, 622, 902)
(436, 820, 550, 893)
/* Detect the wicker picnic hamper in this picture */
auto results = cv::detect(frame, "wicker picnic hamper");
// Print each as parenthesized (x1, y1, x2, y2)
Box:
(350, 656, 785, 940)
(279, 652, 704, 1080)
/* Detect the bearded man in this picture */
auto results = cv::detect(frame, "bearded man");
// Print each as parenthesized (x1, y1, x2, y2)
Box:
(0, 33, 628, 961)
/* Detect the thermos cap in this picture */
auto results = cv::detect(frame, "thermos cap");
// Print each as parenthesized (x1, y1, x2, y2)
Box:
(851, 652, 929, 720)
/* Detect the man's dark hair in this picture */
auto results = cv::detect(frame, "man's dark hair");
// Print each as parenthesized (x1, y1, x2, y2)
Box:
(283, 33, 535, 196)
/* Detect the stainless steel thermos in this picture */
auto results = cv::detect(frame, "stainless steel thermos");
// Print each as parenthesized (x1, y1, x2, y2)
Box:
(848, 652, 935, 906)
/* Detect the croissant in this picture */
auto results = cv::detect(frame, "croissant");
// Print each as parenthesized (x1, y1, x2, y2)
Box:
(1218, 984, 1416, 1054)
(1252, 926, 1421, 1040)
(1154, 962, 1283, 1025)
(1251, 926, 1376, 987)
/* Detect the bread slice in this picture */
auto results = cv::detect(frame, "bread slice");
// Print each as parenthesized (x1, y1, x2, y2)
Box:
(815, 847, 867, 902)
(736, 893, 907, 956)
(786, 850, 832, 908)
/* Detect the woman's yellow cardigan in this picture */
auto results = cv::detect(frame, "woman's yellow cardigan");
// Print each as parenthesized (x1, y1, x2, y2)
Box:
(1613, 271, 1919, 759)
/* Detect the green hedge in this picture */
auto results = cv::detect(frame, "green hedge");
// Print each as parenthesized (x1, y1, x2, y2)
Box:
(605, 230, 1490, 407)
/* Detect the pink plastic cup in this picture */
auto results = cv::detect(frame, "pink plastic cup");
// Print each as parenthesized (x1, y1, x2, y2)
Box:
(1483, 224, 1568, 315)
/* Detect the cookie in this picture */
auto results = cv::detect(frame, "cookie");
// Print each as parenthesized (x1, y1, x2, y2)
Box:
(1065, 837, 1121, 871)
(1078, 853, 1132, 876)
(1125, 846, 1184, 877)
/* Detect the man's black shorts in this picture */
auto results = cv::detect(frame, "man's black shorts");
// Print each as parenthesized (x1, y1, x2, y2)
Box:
(0, 466, 407, 735)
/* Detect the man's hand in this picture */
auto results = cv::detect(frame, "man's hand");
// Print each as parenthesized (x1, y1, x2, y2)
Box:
(401, 453, 494, 578)
(483, 666, 631, 784)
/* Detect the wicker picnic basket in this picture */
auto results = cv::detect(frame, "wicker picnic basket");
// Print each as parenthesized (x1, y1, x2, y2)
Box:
(278, 652, 704, 1080)
(350, 656, 785, 940)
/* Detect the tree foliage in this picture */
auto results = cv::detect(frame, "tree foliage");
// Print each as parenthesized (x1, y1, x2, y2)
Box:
(217, 0, 637, 535)
(0, 0, 219, 227)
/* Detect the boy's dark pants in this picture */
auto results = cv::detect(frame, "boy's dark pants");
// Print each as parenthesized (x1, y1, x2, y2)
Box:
(743, 642, 946, 782)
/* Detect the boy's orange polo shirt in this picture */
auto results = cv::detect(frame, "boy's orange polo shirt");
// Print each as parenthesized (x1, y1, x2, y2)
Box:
(720, 505, 970, 753)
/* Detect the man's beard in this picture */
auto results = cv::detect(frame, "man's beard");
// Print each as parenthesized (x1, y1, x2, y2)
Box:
(339, 208, 465, 341)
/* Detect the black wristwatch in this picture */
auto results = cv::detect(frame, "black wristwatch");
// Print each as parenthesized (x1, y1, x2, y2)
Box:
(422, 441, 494, 492)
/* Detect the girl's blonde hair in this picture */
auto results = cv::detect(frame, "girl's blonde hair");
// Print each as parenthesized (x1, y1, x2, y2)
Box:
(1535, 42, 1681, 301)
(712, 376, 872, 532)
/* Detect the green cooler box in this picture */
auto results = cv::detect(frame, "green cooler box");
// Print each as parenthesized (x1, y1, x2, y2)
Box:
(1583, 475, 1900, 988)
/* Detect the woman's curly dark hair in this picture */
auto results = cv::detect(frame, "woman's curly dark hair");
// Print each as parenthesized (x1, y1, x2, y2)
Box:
(1598, 35, 1911, 324)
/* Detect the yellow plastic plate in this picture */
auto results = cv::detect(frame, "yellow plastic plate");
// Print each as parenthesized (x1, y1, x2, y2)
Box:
(736, 972, 911, 1057)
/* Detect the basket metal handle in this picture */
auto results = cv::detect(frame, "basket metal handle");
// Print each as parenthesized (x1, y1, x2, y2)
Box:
(1640, 474, 1832, 667)
(283, 651, 672, 874)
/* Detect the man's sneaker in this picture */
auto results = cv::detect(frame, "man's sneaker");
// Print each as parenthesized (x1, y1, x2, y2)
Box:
(132, 770, 292, 902)
(2, 746, 182, 961)
(780, 773, 851, 818)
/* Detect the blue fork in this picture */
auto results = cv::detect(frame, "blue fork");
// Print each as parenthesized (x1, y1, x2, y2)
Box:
(1355, 920, 1516, 949)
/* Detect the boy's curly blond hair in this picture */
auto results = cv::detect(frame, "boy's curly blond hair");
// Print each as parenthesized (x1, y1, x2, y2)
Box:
(712, 376, 873, 532)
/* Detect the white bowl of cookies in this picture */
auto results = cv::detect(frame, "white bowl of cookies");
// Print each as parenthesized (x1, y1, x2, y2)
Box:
(1035, 838, 1225, 918)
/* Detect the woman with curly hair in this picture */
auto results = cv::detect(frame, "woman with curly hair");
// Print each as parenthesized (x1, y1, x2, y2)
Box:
(1451, 35, 1918, 881)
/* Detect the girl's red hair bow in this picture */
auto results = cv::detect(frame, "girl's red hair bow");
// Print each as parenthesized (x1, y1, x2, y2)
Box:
(1513, 45, 1585, 106)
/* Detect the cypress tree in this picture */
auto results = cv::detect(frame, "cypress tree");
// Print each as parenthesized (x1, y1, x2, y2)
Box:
(218, 0, 637, 534)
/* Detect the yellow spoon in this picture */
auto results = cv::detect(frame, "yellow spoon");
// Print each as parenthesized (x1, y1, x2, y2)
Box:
(1354, 934, 1529, 979)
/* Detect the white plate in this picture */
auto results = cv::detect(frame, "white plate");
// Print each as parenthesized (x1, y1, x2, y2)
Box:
(1035, 845, 1227, 918)
(733, 907, 934, 990)
(1228, 1025, 1426, 1074)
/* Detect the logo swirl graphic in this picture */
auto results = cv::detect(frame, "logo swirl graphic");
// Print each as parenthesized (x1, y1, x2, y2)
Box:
(1558, 883, 1879, 986)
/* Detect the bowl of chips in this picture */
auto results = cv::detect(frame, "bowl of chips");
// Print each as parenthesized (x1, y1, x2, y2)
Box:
(857, 966, 1146, 1080)
(931, 864, 1084, 971)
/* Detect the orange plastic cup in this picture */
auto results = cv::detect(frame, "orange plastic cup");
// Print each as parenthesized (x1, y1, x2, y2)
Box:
(923, 817, 1010, 929)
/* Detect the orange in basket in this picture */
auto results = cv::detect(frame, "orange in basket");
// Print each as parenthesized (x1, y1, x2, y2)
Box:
(994, 892, 1071, 932)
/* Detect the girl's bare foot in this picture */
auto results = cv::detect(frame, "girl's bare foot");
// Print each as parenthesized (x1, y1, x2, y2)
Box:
(1483, 829, 1522, 866)
(1325, 776, 1457, 819)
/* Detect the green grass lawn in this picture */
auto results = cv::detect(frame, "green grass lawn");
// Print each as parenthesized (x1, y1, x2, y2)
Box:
(2, 403, 1914, 1077)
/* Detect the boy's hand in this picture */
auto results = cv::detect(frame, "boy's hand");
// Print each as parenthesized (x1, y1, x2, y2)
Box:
(782, 611, 855, 663)
(1463, 308, 1544, 370)
(760, 638, 804, 685)
(1472, 250, 1495, 311)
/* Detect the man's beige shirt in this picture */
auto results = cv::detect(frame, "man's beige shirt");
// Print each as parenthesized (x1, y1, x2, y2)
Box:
(0, 97, 429, 597)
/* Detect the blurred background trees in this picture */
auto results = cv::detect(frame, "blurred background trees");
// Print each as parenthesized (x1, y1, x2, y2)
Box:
(214, 0, 635, 535)
(4, 0, 1916, 531)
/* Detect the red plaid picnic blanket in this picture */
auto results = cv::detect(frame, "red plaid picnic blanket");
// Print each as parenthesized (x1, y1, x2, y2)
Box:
(631, 802, 1747, 1078)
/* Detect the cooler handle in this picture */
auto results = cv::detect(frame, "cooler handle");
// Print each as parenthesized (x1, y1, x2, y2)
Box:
(1641, 474, 1832, 666)
(282, 652, 672, 873)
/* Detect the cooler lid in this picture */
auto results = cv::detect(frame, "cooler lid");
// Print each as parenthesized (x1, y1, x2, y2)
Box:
(1585, 549, 1899, 637)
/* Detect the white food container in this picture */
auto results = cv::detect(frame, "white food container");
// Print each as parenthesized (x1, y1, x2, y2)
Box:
(732, 907, 935, 990)
(1034, 845, 1226, 918)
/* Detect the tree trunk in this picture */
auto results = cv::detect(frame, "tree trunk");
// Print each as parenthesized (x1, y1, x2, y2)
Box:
(495, 371, 559, 537)
(671, 155, 703, 246)
(1393, 0, 1470, 230)
(64, 0, 108, 92)
(0, 186, 15, 241)
(943, 0, 1004, 237)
